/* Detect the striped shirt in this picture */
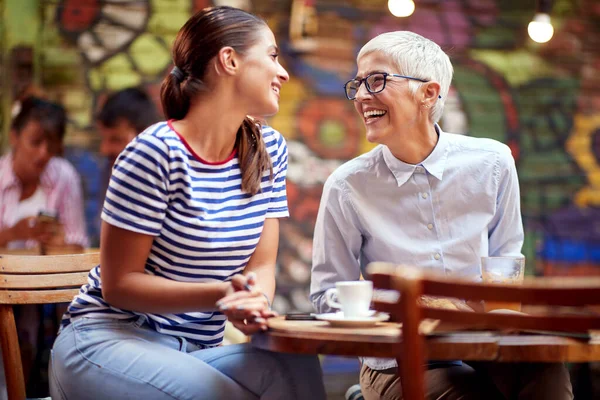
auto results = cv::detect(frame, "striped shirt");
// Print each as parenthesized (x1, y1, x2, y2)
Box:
(0, 154, 89, 248)
(62, 121, 288, 347)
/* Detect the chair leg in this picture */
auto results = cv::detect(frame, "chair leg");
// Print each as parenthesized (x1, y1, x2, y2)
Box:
(397, 336, 426, 399)
(0, 305, 26, 400)
(398, 282, 426, 400)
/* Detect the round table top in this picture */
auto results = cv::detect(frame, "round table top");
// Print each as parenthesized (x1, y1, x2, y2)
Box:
(252, 317, 600, 362)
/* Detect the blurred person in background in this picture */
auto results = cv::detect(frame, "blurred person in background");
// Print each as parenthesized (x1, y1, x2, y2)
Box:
(89, 87, 161, 247)
(96, 87, 161, 166)
(0, 96, 88, 397)
(0, 97, 88, 251)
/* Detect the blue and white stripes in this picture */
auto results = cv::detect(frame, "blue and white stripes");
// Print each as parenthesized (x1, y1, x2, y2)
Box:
(62, 121, 288, 347)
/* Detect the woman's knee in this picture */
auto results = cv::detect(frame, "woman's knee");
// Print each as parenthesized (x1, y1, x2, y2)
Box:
(49, 351, 67, 400)
(523, 363, 573, 399)
(359, 364, 401, 400)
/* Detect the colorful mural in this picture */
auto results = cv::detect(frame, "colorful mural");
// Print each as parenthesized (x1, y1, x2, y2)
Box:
(34, 0, 600, 312)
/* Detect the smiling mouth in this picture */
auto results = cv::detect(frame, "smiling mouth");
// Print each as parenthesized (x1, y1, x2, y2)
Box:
(272, 86, 280, 96)
(363, 110, 387, 123)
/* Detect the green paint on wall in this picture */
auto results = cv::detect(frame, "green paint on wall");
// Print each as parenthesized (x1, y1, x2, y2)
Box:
(88, 69, 104, 94)
(471, 49, 557, 87)
(522, 230, 539, 276)
(148, 0, 190, 40)
(452, 65, 506, 143)
(319, 120, 345, 147)
(5, 0, 39, 47)
(42, 46, 81, 68)
(130, 33, 171, 76)
(95, 53, 142, 91)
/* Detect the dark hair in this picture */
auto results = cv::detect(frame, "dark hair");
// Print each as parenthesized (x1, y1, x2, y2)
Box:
(11, 96, 67, 140)
(160, 6, 272, 195)
(97, 87, 161, 133)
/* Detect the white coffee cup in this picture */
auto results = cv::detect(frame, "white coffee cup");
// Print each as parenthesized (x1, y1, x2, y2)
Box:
(324, 281, 373, 318)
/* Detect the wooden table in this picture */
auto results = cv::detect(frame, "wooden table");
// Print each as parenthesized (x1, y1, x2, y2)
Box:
(252, 317, 600, 363)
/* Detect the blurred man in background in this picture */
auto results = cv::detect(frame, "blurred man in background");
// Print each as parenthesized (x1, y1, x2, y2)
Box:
(91, 87, 161, 246)
(96, 87, 161, 166)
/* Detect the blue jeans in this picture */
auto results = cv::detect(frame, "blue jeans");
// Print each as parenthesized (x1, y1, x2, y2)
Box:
(50, 317, 326, 400)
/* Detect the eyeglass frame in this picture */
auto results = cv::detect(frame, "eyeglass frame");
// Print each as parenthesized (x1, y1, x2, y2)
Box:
(343, 72, 442, 101)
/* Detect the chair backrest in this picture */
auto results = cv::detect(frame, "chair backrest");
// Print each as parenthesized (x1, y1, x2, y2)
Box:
(367, 262, 600, 400)
(0, 252, 98, 400)
(0, 252, 99, 305)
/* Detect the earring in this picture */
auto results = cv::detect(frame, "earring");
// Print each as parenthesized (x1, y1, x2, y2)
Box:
(421, 101, 430, 109)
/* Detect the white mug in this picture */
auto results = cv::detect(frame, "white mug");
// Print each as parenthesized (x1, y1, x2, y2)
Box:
(324, 281, 373, 318)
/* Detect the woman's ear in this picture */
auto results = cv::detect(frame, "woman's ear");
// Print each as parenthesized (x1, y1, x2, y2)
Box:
(421, 81, 441, 107)
(215, 46, 239, 76)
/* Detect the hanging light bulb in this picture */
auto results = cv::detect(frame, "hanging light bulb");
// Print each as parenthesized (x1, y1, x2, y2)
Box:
(388, 0, 415, 18)
(528, 13, 554, 43)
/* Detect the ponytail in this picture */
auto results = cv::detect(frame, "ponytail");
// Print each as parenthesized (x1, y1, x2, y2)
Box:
(161, 6, 275, 194)
(160, 69, 207, 120)
(236, 117, 273, 196)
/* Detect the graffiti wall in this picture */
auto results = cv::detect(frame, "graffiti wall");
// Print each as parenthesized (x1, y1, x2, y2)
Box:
(28, 0, 600, 312)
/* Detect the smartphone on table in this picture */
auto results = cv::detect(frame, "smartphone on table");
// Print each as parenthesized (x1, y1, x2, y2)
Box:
(285, 313, 317, 321)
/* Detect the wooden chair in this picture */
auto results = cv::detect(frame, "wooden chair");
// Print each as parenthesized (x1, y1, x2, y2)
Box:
(367, 262, 600, 400)
(0, 252, 99, 400)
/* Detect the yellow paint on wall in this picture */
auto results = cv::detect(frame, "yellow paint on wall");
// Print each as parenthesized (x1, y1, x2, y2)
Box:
(92, 53, 141, 91)
(5, 0, 40, 47)
(567, 114, 600, 207)
(471, 49, 556, 87)
(148, 0, 190, 39)
(270, 80, 308, 140)
(129, 33, 171, 76)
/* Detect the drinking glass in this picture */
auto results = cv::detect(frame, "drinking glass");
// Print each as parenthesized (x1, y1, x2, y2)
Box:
(481, 256, 525, 312)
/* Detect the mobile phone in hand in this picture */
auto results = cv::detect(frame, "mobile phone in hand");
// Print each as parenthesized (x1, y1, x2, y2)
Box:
(37, 211, 58, 223)
(285, 313, 317, 321)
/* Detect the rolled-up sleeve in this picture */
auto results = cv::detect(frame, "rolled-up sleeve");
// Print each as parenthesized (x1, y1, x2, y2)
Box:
(57, 161, 89, 248)
(310, 174, 363, 314)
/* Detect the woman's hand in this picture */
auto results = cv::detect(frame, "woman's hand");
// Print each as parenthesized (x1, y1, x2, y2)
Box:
(217, 273, 278, 335)
(7, 216, 60, 244)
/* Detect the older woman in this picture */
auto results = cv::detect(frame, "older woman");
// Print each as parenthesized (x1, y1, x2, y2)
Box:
(310, 31, 572, 400)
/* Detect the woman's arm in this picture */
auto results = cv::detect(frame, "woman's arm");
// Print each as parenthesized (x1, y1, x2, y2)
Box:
(57, 160, 89, 248)
(100, 221, 231, 313)
(243, 217, 279, 300)
(217, 218, 281, 334)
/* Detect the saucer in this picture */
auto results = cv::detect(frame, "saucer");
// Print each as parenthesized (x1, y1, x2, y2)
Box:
(315, 311, 390, 328)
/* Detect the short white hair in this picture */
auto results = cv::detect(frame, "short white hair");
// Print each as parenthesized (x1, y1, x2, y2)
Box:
(357, 31, 453, 123)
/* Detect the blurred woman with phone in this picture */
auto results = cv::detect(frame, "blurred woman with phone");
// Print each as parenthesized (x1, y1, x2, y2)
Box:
(0, 96, 88, 397)
(0, 96, 88, 251)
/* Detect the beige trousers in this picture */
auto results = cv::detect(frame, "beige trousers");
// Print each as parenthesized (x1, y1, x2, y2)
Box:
(360, 362, 573, 400)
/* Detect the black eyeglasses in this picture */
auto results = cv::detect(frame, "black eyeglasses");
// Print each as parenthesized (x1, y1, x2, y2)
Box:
(344, 72, 436, 100)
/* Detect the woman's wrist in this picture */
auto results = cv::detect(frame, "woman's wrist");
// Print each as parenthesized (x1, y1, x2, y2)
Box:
(221, 281, 234, 298)
(260, 292, 272, 309)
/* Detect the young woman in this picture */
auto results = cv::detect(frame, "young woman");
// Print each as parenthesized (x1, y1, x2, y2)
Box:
(50, 6, 326, 400)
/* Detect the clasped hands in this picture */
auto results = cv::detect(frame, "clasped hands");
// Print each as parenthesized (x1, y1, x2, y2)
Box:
(216, 272, 277, 335)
